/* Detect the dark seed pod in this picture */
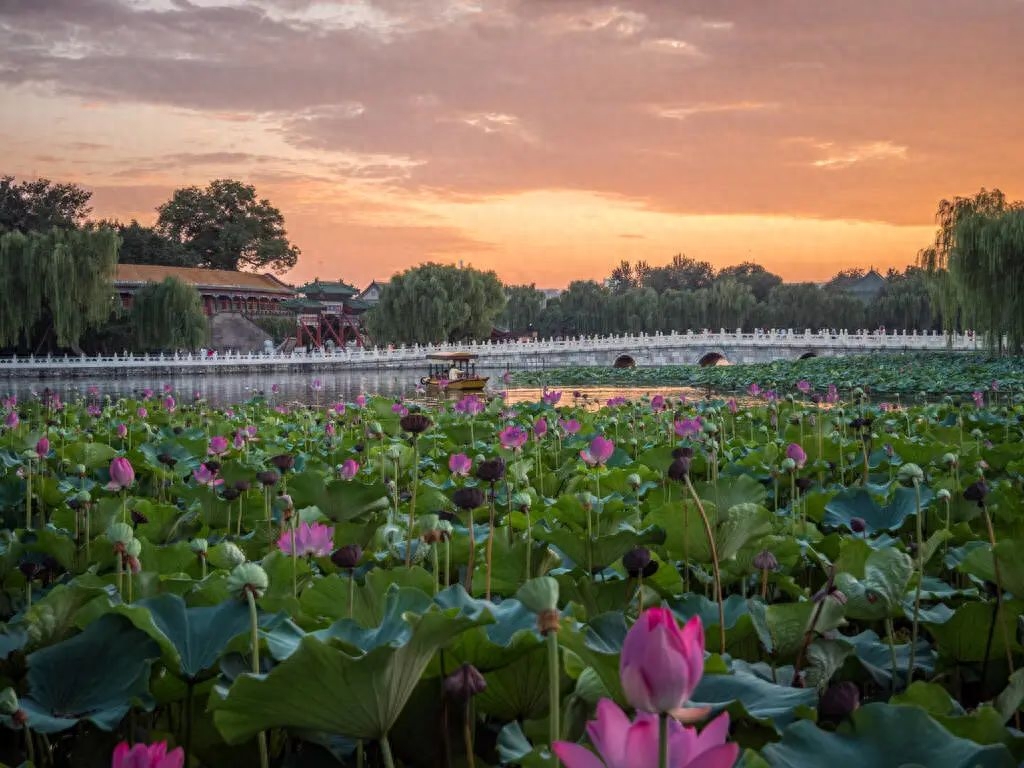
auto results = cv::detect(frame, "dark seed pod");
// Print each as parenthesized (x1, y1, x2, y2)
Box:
(622, 547, 658, 578)
(476, 457, 505, 483)
(453, 487, 486, 511)
(270, 454, 295, 472)
(667, 457, 691, 481)
(443, 663, 487, 701)
(400, 413, 432, 434)
(257, 470, 281, 487)
(331, 544, 363, 570)
(818, 682, 860, 721)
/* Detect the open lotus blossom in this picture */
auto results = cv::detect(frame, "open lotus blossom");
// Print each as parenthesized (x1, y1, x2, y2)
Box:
(674, 418, 703, 439)
(607, 396, 627, 408)
(651, 395, 667, 412)
(542, 388, 562, 406)
(277, 522, 334, 557)
(163, 384, 173, 394)
(499, 425, 529, 451)
(553, 700, 737, 768)
(620, 608, 704, 714)
(785, 443, 807, 469)
(3, 411, 18, 429)
(107, 457, 135, 491)
(163, 395, 176, 412)
(311, 378, 323, 391)
(141, 388, 154, 399)
(271, 384, 281, 395)
(208, 435, 229, 455)
(534, 417, 548, 438)
(193, 464, 224, 487)
(796, 379, 811, 394)
(748, 383, 761, 397)
(560, 418, 581, 435)
(454, 394, 486, 416)
(355, 394, 367, 407)
(339, 459, 360, 480)
(448, 453, 472, 477)
(581, 435, 615, 466)
(333, 402, 346, 415)
(112, 740, 184, 768)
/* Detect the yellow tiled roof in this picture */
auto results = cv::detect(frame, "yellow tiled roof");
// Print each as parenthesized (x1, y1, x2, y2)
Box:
(115, 264, 295, 295)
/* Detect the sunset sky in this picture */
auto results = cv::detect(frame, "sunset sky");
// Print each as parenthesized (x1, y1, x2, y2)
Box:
(2, 0, 1022, 288)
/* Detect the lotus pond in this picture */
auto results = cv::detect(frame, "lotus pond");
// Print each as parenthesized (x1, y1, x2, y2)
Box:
(0, 371, 1022, 767)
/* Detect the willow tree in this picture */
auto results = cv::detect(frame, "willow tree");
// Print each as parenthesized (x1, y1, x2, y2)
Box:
(919, 189, 1024, 353)
(365, 263, 505, 345)
(0, 227, 119, 352)
(131, 277, 208, 352)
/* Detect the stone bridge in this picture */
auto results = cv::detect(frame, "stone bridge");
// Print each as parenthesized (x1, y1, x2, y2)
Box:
(0, 329, 977, 378)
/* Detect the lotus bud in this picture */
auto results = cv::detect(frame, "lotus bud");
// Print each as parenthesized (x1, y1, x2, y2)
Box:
(0, 687, 18, 716)
(626, 473, 642, 491)
(818, 681, 860, 721)
(227, 562, 269, 599)
(107, 522, 134, 548)
(443, 663, 487, 701)
(511, 491, 532, 511)
(221, 542, 247, 569)
(897, 463, 924, 486)
(850, 517, 867, 534)
(936, 488, 951, 500)
(622, 547, 658, 578)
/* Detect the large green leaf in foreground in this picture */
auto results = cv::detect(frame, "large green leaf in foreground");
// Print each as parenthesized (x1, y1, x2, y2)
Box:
(762, 702, 1016, 768)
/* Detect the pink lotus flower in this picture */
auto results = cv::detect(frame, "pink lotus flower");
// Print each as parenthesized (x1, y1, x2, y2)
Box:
(87, 405, 102, 418)
(796, 380, 811, 394)
(271, 384, 281, 395)
(311, 378, 323, 391)
(3, 411, 18, 429)
(620, 608, 704, 714)
(355, 394, 367, 407)
(991, 380, 1000, 392)
(542, 388, 562, 406)
(726, 398, 738, 415)
(208, 436, 229, 455)
(108, 457, 135, 490)
(674, 418, 703, 439)
(278, 522, 334, 557)
(606, 396, 627, 408)
(35, 436, 50, 457)
(554, 700, 736, 768)
(137, 407, 148, 419)
(454, 395, 485, 416)
(142, 388, 154, 399)
(163, 384, 173, 394)
(972, 390, 984, 408)
(826, 384, 839, 404)
(116, 423, 128, 439)
(448, 453, 472, 477)
(333, 402, 346, 416)
(785, 443, 807, 469)
(339, 459, 360, 480)
(163, 396, 176, 412)
(581, 435, 615, 466)
(651, 395, 667, 413)
(193, 464, 223, 487)
(534, 417, 548, 438)
(560, 418, 581, 435)
(233, 431, 245, 449)
(325, 422, 336, 437)
(499, 425, 529, 451)
(88, 385, 100, 396)
(1, 396, 14, 410)
(112, 740, 184, 768)
(747, 383, 761, 398)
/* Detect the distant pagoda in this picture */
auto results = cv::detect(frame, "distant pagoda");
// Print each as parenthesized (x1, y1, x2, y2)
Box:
(285, 279, 370, 348)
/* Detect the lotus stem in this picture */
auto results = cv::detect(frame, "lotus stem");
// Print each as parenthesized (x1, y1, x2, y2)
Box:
(486, 492, 496, 601)
(525, 508, 532, 578)
(116, 552, 124, 595)
(979, 504, 1017, 703)
(380, 733, 396, 768)
(24, 725, 34, 765)
(465, 511, 476, 594)
(348, 569, 356, 618)
(183, 682, 195, 768)
(245, 588, 269, 768)
(546, 628, 560, 765)
(432, 544, 440, 595)
(406, 438, 419, 568)
(658, 712, 669, 768)
(885, 618, 898, 695)
(25, 461, 32, 530)
(908, 480, 923, 685)
(684, 474, 725, 654)
(463, 702, 476, 768)
(291, 523, 298, 598)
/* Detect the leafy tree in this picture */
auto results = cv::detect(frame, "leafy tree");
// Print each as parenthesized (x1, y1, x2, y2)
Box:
(869, 267, 941, 331)
(642, 254, 715, 292)
(0, 227, 119, 352)
(155, 179, 300, 273)
(365, 263, 505, 344)
(0, 176, 92, 233)
(501, 284, 546, 334)
(716, 262, 782, 303)
(130, 277, 208, 351)
(100, 219, 189, 266)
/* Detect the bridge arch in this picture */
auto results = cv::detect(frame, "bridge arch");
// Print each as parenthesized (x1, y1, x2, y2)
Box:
(613, 354, 636, 369)
(797, 350, 819, 360)
(698, 351, 729, 367)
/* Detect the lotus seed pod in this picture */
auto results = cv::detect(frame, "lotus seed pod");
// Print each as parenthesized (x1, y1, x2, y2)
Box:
(190, 538, 209, 555)
(385, 445, 403, 461)
(74, 490, 91, 504)
(74, 464, 87, 477)
(516, 576, 560, 614)
(936, 488, 951, 500)
(126, 538, 142, 558)
(367, 421, 383, 436)
(227, 562, 269, 599)
(417, 514, 440, 534)
(221, 542, 247, 568)
(437, 520, 454, 538)
(942, 453, 958, 466)
(577, 492, 597, 510)
(626, 473, 642, 490)
(897, 463, 924, 486)
(780, 457, 797, 472)
(107, 522, 134, 547)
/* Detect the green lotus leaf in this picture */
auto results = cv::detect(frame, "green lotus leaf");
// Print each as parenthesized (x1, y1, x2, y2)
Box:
(691, 660, 818, 732)
(762, 702, 1015, 768)
(21, 614, 160, 733)
(836, 547, 913, 620)
(824, 486, 933, 534)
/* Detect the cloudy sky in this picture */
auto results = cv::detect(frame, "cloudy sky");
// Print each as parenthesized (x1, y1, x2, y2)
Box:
(2, 0, 1022, 287)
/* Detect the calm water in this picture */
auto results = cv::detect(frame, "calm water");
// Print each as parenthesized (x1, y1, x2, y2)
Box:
(2, 369, 707, 408)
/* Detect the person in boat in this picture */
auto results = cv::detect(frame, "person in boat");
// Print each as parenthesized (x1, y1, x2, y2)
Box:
(449, 366, 463, 381)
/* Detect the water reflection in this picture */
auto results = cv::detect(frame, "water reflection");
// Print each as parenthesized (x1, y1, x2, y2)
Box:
(3, 369, 716, 408)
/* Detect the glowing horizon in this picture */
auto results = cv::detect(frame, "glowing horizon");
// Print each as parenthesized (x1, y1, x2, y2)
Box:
(2, 0, 1021, 289)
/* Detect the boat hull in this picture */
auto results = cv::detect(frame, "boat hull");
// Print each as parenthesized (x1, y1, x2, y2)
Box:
(423, 377, 488, 391)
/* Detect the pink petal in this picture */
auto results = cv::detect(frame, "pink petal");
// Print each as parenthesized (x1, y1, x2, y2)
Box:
(685, 742, 740, 768)
(587, 699, 632, 766)
(552, 741, 606, 768)
(621, 718, 659, 768)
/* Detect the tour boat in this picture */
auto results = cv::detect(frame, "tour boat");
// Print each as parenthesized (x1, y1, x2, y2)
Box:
(422, 352, 489, 391)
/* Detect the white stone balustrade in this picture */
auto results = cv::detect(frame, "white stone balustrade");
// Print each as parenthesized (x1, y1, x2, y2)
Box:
(0, 329, 980, 376)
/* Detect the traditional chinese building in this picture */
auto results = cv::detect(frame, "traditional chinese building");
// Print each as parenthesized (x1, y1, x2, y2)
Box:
(114, 264, 296, 316)
(286, 279, 370, 348)
(355, 280, 385, 307)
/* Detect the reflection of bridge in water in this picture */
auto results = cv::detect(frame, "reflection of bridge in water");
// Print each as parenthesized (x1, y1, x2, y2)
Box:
(0, 329, 977, 378)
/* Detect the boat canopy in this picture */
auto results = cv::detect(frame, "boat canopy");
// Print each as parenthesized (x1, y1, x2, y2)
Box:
(425, 352, 478, 362)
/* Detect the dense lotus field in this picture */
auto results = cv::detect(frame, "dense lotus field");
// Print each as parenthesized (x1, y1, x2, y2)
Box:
(0, 374, 1023, 767)
(512, 352, 1024, 398)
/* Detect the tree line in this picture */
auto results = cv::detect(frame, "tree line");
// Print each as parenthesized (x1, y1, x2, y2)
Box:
(0, 175, 299, 354)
